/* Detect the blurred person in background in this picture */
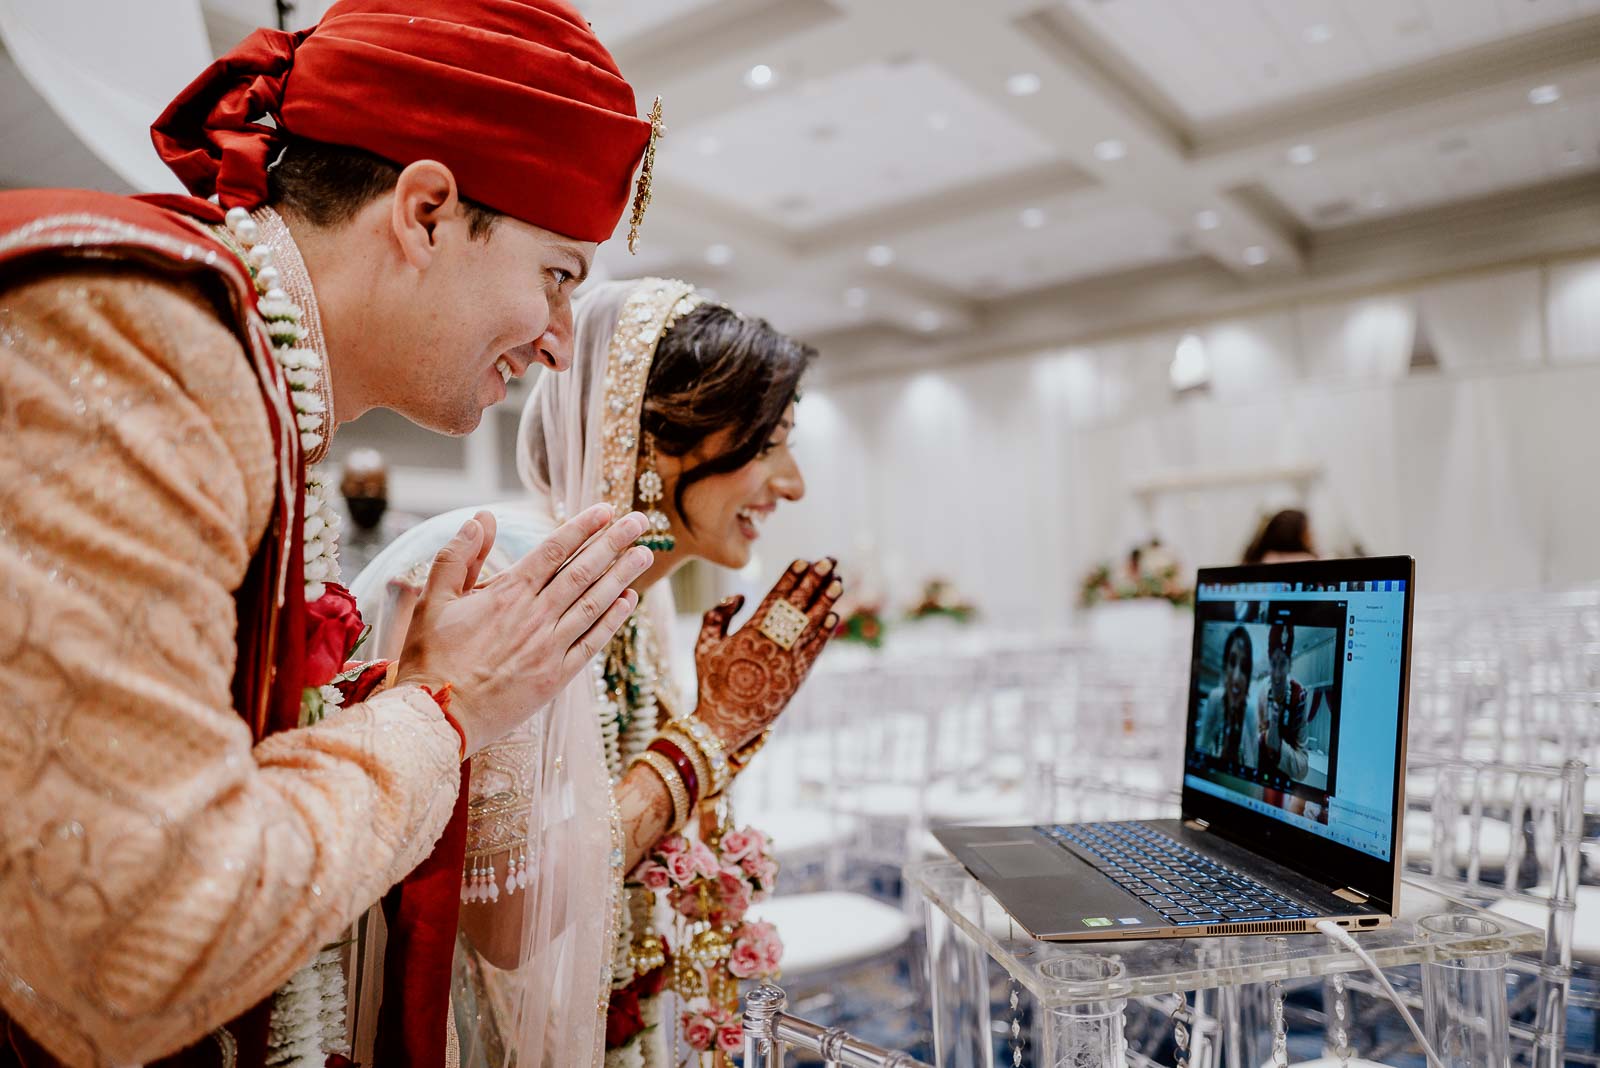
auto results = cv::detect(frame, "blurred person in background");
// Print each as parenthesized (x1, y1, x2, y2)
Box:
(1242, 508, 1319, 565)
(336, 448, 422, 577)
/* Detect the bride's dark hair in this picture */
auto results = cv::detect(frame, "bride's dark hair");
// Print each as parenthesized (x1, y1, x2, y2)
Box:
(641, 304, 815, 531)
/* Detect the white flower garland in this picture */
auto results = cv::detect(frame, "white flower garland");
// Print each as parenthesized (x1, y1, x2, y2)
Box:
(221, 207, 350, 1066)
(264, 944, 351, 1068)
(223, 207, 341, 604)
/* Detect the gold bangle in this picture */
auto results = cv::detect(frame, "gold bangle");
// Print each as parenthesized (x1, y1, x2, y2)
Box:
(669, 718, 731, 794)
(632, 749, 689, 831)
(661, 726, 716, 798)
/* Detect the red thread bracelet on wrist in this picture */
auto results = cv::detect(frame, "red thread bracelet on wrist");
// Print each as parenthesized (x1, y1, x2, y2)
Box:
(648, 737, 700, 808)
(419, 683, 466, 762)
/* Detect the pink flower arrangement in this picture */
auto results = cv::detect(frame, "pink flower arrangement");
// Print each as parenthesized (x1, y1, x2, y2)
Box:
(632, 828, 784, 1058)
(681, 999, 743, 1055)
(727, 919, 783, 980)
(718, 826, 768, 863)
(647, 827, 779, 929)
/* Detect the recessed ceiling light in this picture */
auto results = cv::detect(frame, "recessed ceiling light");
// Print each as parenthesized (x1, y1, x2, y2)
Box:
(1006, 72, 1042, 97)
(1529, 84, 1562, 106)
(865, 244, 895, 268)
(744, 64, 776, 89)
(926, 112, 951, 131)
(704, 243, 734, 267)
(1019, 207, 1047, 229)
(914, 309, 943, 333)
(843, 287, 869, 308)
(1194, 209, 1221, 231)
(1093, 139, 1127, 162)
(1302, 23, 1333, 44)
(696, 135, 721, 156)
(1243, 245, 1269, 266)
(1286, 143, 1317, 166)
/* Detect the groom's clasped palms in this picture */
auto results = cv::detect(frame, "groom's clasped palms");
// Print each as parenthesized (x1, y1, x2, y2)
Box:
(395, 503, 654, 755)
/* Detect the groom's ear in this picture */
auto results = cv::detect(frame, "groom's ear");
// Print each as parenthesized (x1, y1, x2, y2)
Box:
(389, 160, 464, 270)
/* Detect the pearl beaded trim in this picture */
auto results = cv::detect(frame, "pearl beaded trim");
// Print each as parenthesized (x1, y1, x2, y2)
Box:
(221, 207, 342, 603)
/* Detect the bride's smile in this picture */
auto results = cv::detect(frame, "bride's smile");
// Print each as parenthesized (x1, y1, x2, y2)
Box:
(654, 405, 803, 572)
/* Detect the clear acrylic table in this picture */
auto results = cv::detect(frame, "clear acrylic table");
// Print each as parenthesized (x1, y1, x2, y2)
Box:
(907, 860, 1543, 1068)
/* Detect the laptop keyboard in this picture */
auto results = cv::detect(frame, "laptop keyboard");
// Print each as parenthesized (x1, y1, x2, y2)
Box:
(1039, 821, 1318, 927)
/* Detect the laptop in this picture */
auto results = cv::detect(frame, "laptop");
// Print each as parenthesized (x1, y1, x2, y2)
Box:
(936, 555, 1415, 941)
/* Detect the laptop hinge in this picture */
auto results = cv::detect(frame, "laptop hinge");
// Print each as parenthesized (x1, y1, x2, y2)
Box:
(1333, 887, 1370, 905)
(1183, 818, 1210, 832)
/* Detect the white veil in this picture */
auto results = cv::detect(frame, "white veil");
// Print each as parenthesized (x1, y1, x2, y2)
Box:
(348, 278, 694, 1068)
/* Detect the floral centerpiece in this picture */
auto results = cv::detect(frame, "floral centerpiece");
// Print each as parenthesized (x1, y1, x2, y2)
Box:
(1078, 538, 1194, 609)
(906, 577, 977, 624)
(834, 604, 886, 648)
(613, 825, 782, 1066)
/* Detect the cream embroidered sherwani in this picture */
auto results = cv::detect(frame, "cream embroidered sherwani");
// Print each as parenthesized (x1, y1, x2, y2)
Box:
(0, 262, 460, 1067)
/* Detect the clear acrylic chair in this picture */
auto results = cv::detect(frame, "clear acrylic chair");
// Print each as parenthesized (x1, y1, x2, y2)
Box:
(1401, 756, 1588, 1067)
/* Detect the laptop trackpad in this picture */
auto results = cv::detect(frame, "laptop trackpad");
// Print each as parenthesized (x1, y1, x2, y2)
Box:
(973, 840, 1080, 878)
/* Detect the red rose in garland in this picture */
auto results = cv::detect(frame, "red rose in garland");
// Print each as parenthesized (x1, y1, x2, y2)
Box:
(303, 582, 365, 687)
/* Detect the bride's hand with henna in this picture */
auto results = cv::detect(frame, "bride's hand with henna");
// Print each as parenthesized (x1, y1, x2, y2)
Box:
(692, 558, 842, 751)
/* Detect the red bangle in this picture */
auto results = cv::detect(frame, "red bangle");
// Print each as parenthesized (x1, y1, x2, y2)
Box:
(420, 683, 466, 761)
(648, 738, 700, 807)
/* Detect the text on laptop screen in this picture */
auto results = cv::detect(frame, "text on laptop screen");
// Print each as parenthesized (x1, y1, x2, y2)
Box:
(1183, 578, 1406, 861)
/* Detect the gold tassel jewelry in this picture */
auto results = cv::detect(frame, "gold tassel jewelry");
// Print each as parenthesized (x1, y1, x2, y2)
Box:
(635, 434, 676, 552)
(627, 96, 664, 255)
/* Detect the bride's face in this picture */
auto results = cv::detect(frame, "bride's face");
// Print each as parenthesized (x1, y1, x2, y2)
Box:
(661, 403, 804, 570)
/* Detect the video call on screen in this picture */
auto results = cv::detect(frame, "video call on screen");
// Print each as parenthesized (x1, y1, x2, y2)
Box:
(1184, 578, 1407, 861)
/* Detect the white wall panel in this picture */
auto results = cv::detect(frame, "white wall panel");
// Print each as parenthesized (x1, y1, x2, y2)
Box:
(1548, 257, 1600, 364)
(1417, 268, 1542, 370)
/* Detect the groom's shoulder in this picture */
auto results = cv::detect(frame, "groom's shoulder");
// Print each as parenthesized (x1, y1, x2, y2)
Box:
(0, 189, 241, 297)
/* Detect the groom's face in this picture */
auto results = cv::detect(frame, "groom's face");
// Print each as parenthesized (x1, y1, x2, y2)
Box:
(403, 216, 591, 434)
(375, 169, 594, 435)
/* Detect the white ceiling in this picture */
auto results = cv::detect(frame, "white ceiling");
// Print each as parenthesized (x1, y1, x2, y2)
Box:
(576, 0, 1600, 354)
(3, 0, 1598, 374)
(893, 195, 1185, 296)
(1263, 98, 1600, 225)
(1060, 0, 1600, 123)
(667, 57, 1061, 230)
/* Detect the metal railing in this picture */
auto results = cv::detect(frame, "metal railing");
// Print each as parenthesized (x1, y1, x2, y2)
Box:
(741, 986, 934, 1068)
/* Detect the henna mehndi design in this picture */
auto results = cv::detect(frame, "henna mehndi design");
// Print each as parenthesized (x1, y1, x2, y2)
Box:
(692, 558, 842, 751)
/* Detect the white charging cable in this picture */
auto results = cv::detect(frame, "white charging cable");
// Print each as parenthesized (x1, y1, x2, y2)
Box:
(1313, 920, 1446, 1068)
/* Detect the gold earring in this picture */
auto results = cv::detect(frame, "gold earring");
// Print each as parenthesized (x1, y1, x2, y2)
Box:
(636, 435, 676, 552)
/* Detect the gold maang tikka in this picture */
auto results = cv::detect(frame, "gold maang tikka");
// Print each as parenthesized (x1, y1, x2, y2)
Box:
(635, 433, 675, 552)
(627, 96, 664, 255)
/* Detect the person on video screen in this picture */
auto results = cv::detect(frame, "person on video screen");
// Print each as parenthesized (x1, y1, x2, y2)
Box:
(1195, 625, 1254, 763)
(1253, 621, 1310, 778)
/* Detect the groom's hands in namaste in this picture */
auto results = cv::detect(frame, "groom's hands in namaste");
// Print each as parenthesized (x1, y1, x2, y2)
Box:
(396, 503, 652, 756)
(693, 558, 843, 750)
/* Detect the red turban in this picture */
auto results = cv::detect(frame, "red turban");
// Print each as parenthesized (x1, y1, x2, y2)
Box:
(151, 0, 652, 242)
(1267, 621, 1295, 658)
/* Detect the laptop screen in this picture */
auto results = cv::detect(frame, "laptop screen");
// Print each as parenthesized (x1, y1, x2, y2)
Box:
(1182, 568, 1409, 863)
